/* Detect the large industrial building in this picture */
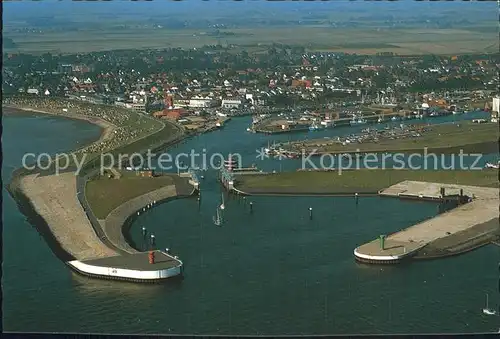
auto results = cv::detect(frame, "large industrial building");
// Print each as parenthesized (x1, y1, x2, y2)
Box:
(221, 98, 242, 109)
(188, 96, 219, 108)
(491, 96, 499, 123)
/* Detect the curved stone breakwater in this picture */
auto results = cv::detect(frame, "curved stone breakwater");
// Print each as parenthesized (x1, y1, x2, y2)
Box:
(9, 170, 196, 283)
(354, 181, 500, 264)
(101, 178, 196, 254)
(4, 100, 198, 282)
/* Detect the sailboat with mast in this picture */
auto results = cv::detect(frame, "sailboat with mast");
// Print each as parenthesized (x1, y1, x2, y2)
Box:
(264, 140, 277, 156)
(213, 206, 223, 226)
(220, 192, 225, 210)
(482, 293, 497, 315)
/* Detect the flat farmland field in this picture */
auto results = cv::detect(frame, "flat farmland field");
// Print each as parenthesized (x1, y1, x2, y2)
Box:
(4, 26, 498, 55)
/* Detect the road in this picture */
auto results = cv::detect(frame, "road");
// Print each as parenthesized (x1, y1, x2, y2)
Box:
(76, 171, 130, 255)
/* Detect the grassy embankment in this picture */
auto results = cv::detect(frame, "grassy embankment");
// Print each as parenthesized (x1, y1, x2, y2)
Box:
(292, 121, 499, 155)
(80, 119, 183, 175)
(235, 169, 499, 194)
(3, 97, 183, 174)
(5, 98, 187, 222)
(85, 174, 176, 219)
(75, 109, 164, 164)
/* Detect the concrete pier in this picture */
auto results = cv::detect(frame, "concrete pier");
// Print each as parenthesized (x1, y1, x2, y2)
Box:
(69, 250, 182, 282)
(355, 181, 499, 263)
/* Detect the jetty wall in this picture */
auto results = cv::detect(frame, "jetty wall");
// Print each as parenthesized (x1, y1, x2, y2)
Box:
(354, 181, 499, 264)
(5, 104, 193, 282)
(100, 185, 178, 253)
(232, 182, 378, 196)
(68, 257, 182, 281)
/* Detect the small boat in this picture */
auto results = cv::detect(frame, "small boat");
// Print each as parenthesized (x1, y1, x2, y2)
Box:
(224, 155, 239, 171)
(264, 141, 279, 156)
(473, 119, 488, 124)
(350, 118, 367, 126)
(482, 294, 497, 316)
(264, 148, 275, 155)
(320, 120, 334, 128)
(485, 162, 500, 169)
(220, 192, 225, 210)
(309, 121, 321, 131)
(391, 116, 399, 121)
(213, 207, 223, 226)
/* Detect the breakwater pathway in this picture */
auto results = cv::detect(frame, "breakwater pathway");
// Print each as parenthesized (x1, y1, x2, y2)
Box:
(3, 110, 499, 334)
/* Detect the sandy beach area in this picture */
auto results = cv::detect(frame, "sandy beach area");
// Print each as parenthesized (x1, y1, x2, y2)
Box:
(3, 104, 116, 150)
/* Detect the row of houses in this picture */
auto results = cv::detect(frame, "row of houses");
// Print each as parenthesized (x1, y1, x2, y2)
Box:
(174, 96, 265, 109)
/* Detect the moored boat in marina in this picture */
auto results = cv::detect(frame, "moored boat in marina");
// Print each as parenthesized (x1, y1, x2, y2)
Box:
(485, 161, 499, 169)
(224, 155, 239, 171)
(309, 121, 322, 131)
(350, 117, 368, 126)
(320, 120, 335, 128)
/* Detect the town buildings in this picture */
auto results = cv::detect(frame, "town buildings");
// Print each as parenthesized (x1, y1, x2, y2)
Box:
(221, 98, 243, 109)
(189, 96, 219, 108)
(3, 47, 499, 122)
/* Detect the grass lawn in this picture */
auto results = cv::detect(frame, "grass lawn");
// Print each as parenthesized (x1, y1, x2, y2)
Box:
(86, 175, 175, 219)
(294, 121, 498, 154)
(236, 169, 499, 194)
